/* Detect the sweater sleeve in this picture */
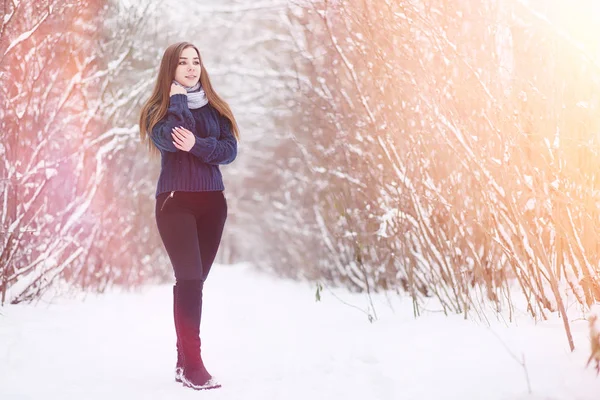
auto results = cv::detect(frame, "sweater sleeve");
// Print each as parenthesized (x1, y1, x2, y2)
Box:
(149, 94, 195, 152)
(189, 114, 238, 165)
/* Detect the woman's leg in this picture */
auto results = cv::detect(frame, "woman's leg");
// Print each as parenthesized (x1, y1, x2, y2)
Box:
(196, 191, 228, 282)
(183, 191, 227, 387)
(155, 191, 204, 281)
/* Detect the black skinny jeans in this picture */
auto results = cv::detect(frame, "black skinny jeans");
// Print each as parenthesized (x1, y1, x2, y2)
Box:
(155, 190, 228, 282)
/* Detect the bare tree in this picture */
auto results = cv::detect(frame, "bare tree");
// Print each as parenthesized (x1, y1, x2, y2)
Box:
(0, 0, 164, 304)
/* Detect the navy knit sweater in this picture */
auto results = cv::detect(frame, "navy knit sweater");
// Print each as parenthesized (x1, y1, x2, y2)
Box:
(150, 94, 237, 198)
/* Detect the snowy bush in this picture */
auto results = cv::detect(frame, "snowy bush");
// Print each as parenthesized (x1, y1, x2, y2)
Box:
(251, 0, 600, 350)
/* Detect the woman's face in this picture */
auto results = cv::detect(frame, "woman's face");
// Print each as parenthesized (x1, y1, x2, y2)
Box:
(174, 46, 201, 87)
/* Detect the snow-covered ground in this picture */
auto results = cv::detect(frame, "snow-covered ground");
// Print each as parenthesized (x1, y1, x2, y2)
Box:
(1, 263, 600, 400)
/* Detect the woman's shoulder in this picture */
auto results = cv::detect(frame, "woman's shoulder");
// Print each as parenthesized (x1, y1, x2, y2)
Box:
(206, 103, 230, 121)
(203, 103, 228, 123)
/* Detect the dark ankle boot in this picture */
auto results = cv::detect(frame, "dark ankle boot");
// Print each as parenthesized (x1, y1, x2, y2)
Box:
(183, 360, 220, 390)
(175, 353, 184, 383)
(175, 279, 221, 390)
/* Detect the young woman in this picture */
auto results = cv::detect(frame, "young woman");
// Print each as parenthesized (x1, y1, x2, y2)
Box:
(139, 42, 239, 390)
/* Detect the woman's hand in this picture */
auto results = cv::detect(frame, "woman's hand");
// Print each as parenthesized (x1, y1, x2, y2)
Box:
(172, 126, 195, 152)
(170, 82, 187, 96)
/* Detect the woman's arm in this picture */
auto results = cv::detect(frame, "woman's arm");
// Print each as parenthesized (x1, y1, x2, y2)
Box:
(149, 94, 196, 152)
(189, 114, 238, 165)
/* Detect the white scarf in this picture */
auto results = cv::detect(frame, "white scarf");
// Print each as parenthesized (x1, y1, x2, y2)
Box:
(173, 81, 208, 109)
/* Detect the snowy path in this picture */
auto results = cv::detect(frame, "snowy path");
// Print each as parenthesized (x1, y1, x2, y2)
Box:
(1, 263, 600, 400)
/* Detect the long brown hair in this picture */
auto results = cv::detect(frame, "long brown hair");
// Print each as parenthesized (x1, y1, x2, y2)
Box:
(139, 42, 240, 156)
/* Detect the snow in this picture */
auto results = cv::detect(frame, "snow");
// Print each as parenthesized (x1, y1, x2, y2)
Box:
(4, 11, 50, 57)
(45, 167, 58, 180)
(525, 198, 535, 211)
(2, 263, 600, 400)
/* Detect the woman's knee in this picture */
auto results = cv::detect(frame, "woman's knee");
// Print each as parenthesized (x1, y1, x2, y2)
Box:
(173, 263, 205, 281)
(175, 278, 203, 290)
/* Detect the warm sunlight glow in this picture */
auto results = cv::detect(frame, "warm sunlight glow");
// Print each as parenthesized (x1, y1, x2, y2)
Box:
(549, 0, 600, 62)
